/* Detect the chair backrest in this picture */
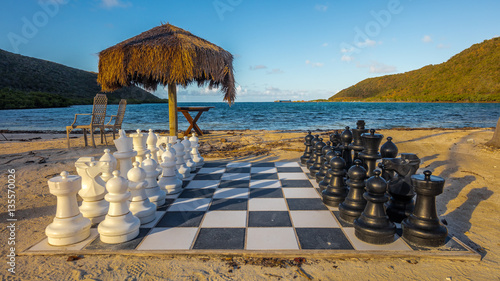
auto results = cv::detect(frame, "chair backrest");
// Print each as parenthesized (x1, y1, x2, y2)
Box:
(114, 99, 127, 127)
(91, 94, 108, 126)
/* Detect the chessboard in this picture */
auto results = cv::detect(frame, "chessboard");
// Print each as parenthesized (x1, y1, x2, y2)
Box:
(22, 161, 479, 260)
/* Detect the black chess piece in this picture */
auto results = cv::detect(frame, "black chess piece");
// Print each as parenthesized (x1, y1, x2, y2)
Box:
(309, 138, 326, 176)
(329, 130, 341, 148)
(349, 120, 368, 161)
(354, 170, 396, 244)
(339, 159, 367, 223)
(359, 129, 383, 177)
(300, 131, 314, 165)
(402, 170, 448, 247)
(306, 135, 320, 169)
(316, 141, 332, 183)
(379, 137, 399, 181)
(318, 148, 335, 192)
(322, 151, 348, 207)
(382, 153, 420, 223)
(340, 126, 353, 169)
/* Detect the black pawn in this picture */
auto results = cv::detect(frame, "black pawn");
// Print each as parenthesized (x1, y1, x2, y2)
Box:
(402, 171, 448, 247)
(340, 126, 353, 169)
(359, 129, 383, 177)
(379, 136, 399, 181)
(322, 151, 348, 207)
(300, 131, 314, 165)
(339, 159, 367, 223)
(316, 141, 332, 183)
(306, 135, 320, 169)
(309, 138, 326, 177)
(354, 170, 396, 245)
(318, 148, 335, 192)
(349, 120, 368, 161)
(329, 130, 341, 148)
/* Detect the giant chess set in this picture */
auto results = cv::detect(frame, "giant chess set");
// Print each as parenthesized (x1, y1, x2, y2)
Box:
(22, 122, 479, 259)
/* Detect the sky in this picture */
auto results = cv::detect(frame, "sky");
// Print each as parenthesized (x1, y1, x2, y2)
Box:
(1, 0, 499, 102)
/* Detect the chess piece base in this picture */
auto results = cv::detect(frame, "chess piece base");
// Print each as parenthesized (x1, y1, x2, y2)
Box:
(322, 189, 347, 207)
(402, 217, 448, 247)
(46, 214, 91, 246)
(354, 217, 396, 245)
(79, 200, 109, 224)
(98, 213, 140, 244)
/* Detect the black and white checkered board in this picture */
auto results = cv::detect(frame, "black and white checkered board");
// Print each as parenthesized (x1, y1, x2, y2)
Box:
(23, 161, 478, 259)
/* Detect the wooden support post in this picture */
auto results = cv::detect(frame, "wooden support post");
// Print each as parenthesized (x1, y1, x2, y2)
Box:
(168, 84, 178, 137)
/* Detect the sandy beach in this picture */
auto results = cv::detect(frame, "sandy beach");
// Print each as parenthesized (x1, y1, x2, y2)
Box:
(1, 128, 499, 280)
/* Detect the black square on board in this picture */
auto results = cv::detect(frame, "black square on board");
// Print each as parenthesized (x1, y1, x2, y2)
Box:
(156, 199, 177, 211)
(193, 173, 222, 180)
(249, 188, 284, 198)
(156, 211, 205, 227)
(225, 167, 251, 173)
(287, 198, 328, 210)
(252, 162, 276, 167)
(193, 228, 245, 249)
(248, 211, 292, 227)
(209, 198, 248, 210)
(219, 180, 250, 188)
(280, 180, 313, 188)
(251, 173, 279, 180)
(203, 162, 229, 168)
(277, 167, 304, 173)
(178, 189, 216, 198)
(84, 228, 150, 251)
(296, 228, 354, 250)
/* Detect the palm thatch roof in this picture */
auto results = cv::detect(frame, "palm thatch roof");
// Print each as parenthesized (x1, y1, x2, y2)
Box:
(97, 23, 236, 103)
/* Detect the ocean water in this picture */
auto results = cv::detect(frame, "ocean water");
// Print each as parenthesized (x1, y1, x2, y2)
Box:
(1, 102, 499, 132)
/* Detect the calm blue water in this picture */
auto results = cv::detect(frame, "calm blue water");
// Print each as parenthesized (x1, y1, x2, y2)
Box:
(1, 102, 498, 131)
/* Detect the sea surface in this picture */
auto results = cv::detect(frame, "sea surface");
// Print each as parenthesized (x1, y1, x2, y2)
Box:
(1, 102, 499, 132)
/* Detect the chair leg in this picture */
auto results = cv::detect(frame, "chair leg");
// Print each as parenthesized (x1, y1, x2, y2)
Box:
(101, 127, 108, 146)
(83, 129, 88, 147)
(66, 128, 71, 149)
(112, 128, 116, 140)
(90, 129, 96, 148)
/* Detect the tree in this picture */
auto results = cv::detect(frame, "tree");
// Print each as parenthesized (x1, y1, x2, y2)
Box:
(485, 117, 500, 148)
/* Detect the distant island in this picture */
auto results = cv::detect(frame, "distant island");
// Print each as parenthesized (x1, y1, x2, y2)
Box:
(328, 37, 500, 103)
(0, 49, 166, 110)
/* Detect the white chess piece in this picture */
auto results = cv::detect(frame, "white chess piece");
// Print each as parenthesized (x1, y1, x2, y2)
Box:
(142, 153, 166, 207)
(173, 139, 190, 179)
(158, 145, 183, 194)
(113, 129, 137, 179)
(189, 133, 204, 167)
(182, 136, 196, 172)
(75, 157, 109, 224)
(147, 129, 159, 163)
(127, 162, 156, 224)
(45, 171, 91, 246)
(156, 134, 166, 163)
(130, 129, 150, 164)
(99, 149, 117, 183)
(98, 170, 140, 244)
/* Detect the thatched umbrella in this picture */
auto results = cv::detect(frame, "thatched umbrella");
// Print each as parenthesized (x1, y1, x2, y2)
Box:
(97, 23, 236, 136)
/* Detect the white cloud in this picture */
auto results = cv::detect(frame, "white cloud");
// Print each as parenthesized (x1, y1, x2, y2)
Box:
(437, 43, 450, 49)
(315, 4, 328, 11)
(422, 35, 432, 43)
(340, 47, 355, 53)
(341, 55, 353, 62)
(322, 43, 329, 47)
(267, 68, 284, 74)
(305, 60, 324, 67)
(100, 0, 131, 9)
(357, 61, 397, 74)
(356, 39, 376, 48)
(249, 65, 267, 70)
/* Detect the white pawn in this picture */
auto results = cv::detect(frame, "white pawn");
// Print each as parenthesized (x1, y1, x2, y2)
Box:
(113, 129, 137, 179)
(99, 149, 117, 183)
(46, 171, 91, 246)
(189, 133, 204, 167)
(98, 170, 140, 244)
(147, 129, 159, 163)
(127, 162, 156, 224)
(156, 134, 166, 163)
(158, 145, 183, 194)
(182, 136, 197, 172)
(131, 129, 150, 164)
(75, 157, 109, 224)
(173, 139, 190, 179)
(142, 154, 166, 207)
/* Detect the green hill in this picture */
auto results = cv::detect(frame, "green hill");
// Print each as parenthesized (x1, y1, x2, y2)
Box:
(0, 49, 166, 109)
(329, 37, 500, 102)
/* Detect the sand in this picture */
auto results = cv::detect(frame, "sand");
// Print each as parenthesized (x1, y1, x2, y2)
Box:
(1, 128, 499, 280)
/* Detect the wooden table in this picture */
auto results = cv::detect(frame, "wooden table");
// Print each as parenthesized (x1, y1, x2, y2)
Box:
(177, 106, 214, 136)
